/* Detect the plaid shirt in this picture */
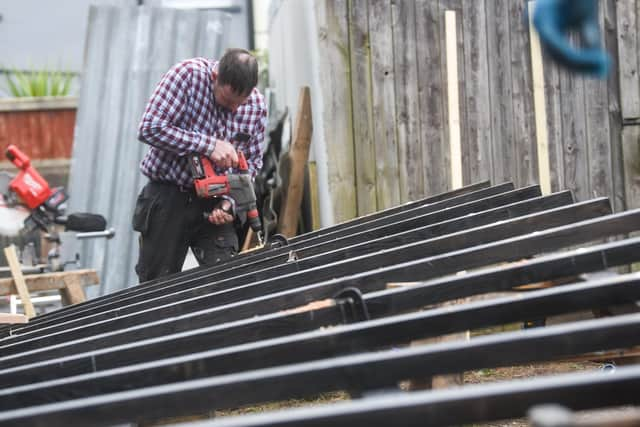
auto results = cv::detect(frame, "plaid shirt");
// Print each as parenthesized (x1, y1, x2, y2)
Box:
(138, 57, 267, 186)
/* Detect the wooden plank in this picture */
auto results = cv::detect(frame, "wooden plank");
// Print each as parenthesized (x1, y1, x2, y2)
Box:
(278, 87, 313, 238)
(60, 276, 87, 306)
(584, 1, 614, 201)
(349, 0, 377, 215)
(509, 1, 540, 191)
(605, 0, 626, 213)
(616, 0, 640, 120)
(3, 245, 35, 318)
(391, 0, 424, 202)
(0, 269, 99, 295)
(314, 0, 357, 223)
(441, 0, 468, 187)
(0, 109, 76, 159)
(368, 0, 400, 210)
(415, 0, 448, 196)
(0, 313, 28, 324)
(445, 10, 462, 190)
(621, 126, 640, 210)
(461, 0, 492, 185)
(559, 50, 589, 201)
(485, 0, 516, 185)
(528, 1, 552, 195)
(308, 161, 321, 231)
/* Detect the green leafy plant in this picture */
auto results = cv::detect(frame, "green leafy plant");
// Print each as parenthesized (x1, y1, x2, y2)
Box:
(3, 68, 74, 97)
(251, 49, 269, 91)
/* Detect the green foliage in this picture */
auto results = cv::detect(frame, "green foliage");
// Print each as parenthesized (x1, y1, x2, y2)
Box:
(251, 49, 269, 90)
(3, 68, 74, 97)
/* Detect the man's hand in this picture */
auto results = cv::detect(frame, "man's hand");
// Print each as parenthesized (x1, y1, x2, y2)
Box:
(211, 139, 239, 169)
(207, 199, 234, 225)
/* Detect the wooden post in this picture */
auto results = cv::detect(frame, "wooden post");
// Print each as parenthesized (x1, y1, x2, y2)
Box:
(60, 275, 87, 306)
(278, 87, 313, 238)
(528, 1, 551, 195)
(445, 10, 462, 190)
(3, 245, 36, 318)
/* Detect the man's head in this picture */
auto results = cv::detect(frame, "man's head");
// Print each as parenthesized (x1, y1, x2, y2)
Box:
(213, 48, 258, 112)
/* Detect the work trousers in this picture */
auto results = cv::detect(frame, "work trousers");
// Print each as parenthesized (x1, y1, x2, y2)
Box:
(132, 181, 238, 283)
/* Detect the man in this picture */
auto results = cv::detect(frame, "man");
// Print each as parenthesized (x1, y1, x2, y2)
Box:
(133, 48, 267, 282)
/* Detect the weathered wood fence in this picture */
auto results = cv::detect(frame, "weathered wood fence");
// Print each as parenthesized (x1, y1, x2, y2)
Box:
(315, 0, 639, 222)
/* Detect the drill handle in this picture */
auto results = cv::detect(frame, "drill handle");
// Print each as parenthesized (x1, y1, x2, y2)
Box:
(6, 145, 31, 169)
(237, 151, 249, 172)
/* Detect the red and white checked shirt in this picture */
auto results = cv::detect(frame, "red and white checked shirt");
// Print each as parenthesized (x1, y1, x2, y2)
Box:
(138, 57, 267, 186)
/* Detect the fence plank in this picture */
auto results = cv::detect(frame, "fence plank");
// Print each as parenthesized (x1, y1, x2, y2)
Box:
(368, 0, 399, 209)
(510, 0, 538, 188)
(622, 127, 640, 209)
(462, 0, 492, 185)
(485, 0, 515, 185)
(616, 0, 640, 120)
(315, 0, 357, 222)
(604, 0, 626, 212)
(415, 0, 447, 196)
(348, 0, 377, 215)
(391, 0, 423, 201)
(584, 2, 613, 200)
(559, 65, 589, 201)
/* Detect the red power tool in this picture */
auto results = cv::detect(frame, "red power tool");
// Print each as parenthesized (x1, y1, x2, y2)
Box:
(3, 145, 69, 231)
(189, 145, 262, 235)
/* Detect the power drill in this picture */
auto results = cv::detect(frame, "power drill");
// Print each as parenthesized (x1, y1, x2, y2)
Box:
(188, 139, 262, 237)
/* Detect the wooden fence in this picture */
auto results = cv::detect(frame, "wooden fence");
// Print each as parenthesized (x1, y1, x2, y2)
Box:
(0, 98, 77, 159)
(315, 0, 638, 222)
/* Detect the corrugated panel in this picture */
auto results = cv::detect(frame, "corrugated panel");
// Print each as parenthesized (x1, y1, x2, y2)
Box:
(67, 5, 230, 296)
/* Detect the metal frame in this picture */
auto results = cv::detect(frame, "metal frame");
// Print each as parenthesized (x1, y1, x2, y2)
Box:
(14, 181, 504, 331)
(1, 303, 639, 424)
(0, 198, 609, 353)
(1, 236, 639, 377)
(9, 185, 546, 333)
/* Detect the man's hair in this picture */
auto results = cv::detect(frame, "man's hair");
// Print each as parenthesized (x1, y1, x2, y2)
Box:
(217, 48, 258, 96)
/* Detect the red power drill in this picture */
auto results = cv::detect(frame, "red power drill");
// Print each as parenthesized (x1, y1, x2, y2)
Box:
(3, 145, 109, 233)
(189, 137, 262, 236)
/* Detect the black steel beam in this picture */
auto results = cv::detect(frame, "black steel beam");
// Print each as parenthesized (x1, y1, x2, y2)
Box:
(1, 271, 639, 392)
(14, 188, 562, 335)
(286, 180, 491, 243)
(22, 181, 507, 328)
(1, 235, 639, 377)
(0, 198, 606, 352)
(142, 365, 640, 427)
(0, 203, 634, 363)
(1, 308, 639, 425)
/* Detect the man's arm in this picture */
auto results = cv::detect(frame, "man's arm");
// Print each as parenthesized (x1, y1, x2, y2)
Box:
(137, 62, 216, 158)
(244, 100, 268, 179)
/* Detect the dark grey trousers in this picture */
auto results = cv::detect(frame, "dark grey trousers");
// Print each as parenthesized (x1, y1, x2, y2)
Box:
(132, 181, 238, 283)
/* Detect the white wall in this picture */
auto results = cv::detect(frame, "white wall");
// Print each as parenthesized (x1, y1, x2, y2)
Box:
(268, 0, 333, 226)
(0, 0, 136, 73)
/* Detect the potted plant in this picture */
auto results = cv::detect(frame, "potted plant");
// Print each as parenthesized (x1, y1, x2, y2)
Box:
(0, 68, 78, 160)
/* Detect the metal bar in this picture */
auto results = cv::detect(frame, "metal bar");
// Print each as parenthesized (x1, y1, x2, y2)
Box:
(144, 365, 640, 427)
(2, 235, 639, 378)
(1, 306, 639, 425)
(0, 198, 607, 351)
(16, 189, 566, 334)
(27, 181, 507, 325)
(0, 203, 632, 361)
(1, 270, 639, 392)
